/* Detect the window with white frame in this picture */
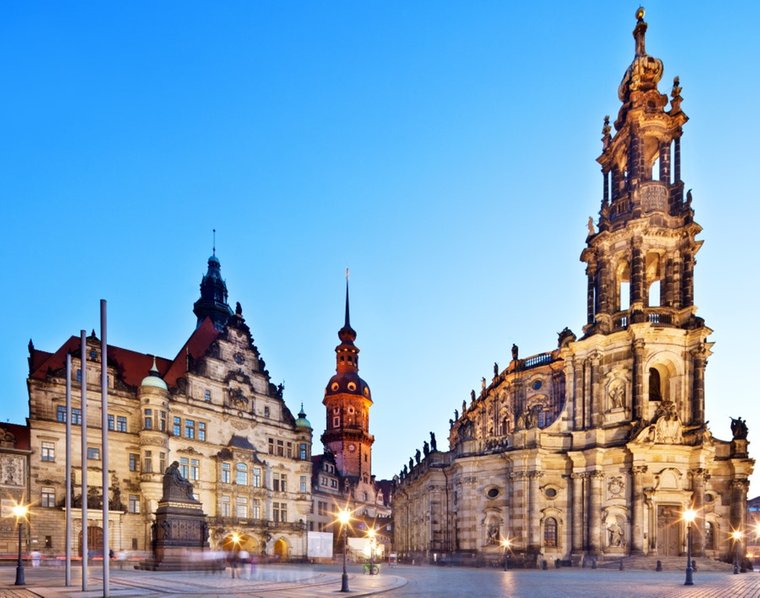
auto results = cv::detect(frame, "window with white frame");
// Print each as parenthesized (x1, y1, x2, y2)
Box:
(128, 495, 140, 513)
(41, 487, 55, 508)
(41, 441, 55, 462)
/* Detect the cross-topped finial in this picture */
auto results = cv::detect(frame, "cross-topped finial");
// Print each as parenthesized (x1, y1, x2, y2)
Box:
(212, 229, 216, 256)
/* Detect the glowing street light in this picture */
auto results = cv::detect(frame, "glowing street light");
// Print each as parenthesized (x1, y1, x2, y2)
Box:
(500, 537, 512, 571)
(337, 508, 352, 592)
(12, 503, 29, 586)
(731, 529, 743, 574)
(682, 508, 696, 586)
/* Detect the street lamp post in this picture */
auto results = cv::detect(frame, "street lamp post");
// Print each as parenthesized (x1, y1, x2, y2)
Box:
(682, 508, 696, 586)
(500, 538, 512, 571)
(337, 509, 351, 592)
(12, 504, 29, 586)
(732, 530, 743, 575)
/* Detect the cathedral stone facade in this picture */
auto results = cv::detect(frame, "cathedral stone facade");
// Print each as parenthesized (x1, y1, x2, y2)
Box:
(392, 10, 753, 565)
(18, 252, 313, 559)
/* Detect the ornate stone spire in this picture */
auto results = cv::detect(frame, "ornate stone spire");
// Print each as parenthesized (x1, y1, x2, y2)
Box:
(192, 247, 233, 331)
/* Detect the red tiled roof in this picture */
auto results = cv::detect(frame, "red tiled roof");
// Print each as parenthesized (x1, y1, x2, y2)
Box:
(28, 317, 219, 391)
(164, 317, 219, 387)
(0, 422, 31, 451)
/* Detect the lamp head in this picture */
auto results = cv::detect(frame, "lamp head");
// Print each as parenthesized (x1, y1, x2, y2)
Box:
(732, 530, 744, 541)
(682, 508, 697, 524)
(337, 509, 351, 526)
(11, 504, 28, 519)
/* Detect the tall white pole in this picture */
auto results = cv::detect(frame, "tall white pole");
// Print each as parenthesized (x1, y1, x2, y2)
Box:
(80, 330, 88, 591)
(100, 300, 110, 596)
(65, 353, 72, 586)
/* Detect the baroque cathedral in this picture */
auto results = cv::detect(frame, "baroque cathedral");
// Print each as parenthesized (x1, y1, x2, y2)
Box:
(392, 10, 753, 565)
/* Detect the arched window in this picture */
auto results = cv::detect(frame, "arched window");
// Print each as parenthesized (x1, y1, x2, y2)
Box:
(544, 517, 558, 547)
(649, 368, 662, 401)
(617, 261, 631, 311)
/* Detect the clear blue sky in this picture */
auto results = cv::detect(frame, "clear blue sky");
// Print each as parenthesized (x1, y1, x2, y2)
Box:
(2, 2, 758, 492)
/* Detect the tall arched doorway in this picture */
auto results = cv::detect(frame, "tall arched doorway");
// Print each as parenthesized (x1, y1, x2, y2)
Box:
(78, 526, 104, 557)
(274, 538, 289, 560)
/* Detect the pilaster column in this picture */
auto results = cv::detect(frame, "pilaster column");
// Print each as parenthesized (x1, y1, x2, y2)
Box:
(583, 359, 592, 430)
(691, 468, 708, 556)
(730, 479, 750, 560)
(571, 473, 585, 553)
(671, 256, 682, 309)
(587, 264, 597, 325)
(673, 134, 682, 182)
(588, 471, 603, 555)
(631, 241, 644, 311)
(589, 353, 601, 427)
(682, 251, 695, 308)
(630, 465, 647, 554)
(691, 347, 707, 425)
(527, 471, 543, 552)
(603, 170, 610, 204)
(572, 359, 583, 430)
(632, 339, 646, 421)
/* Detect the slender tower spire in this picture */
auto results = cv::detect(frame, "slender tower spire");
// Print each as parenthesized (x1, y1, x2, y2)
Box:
(192, 236, 233, 331)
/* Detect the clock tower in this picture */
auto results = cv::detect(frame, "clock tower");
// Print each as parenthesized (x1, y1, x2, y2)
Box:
(320, 278, 375, 483)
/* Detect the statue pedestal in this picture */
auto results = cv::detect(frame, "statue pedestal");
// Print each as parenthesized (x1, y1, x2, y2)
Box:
(138, 461, 215, 571)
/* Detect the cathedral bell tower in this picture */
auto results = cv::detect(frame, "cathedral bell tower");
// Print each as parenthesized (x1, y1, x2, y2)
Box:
(581, 7, 701, 337)
(320, 278, 375, 483)
(579, 9, 711, 428)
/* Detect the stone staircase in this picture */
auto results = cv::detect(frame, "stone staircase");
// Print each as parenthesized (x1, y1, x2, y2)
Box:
(595, 555, 733, 572)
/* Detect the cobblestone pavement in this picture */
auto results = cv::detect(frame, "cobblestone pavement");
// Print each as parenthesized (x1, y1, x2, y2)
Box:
(374, 565, 760, 598)
(3, 563, 760, 598)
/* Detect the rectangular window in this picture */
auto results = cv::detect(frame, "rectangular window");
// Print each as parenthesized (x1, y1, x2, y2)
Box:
(330, 479, 337, 488)
(159, 452, 166, 474)
(273, 502, 287, 523)
(235, 463, 248, 486)
(180, 457, 189, 479)
(173, 416, 181, 437)
(318, 501, 327, 516)
(117, 416, 127, 432)
(252, 467, 261, 488)
(132, 538, 138, 550)
(41, 487, 55, 508)
(159, 412, 166, 432)
(87, 447, 100, 460)
(41, 441, 55, 462)
(221, 462, 231, 484)
(107, 414, 115, 431)
(299, 443, 308, 460)
(268, 438, 274, 454)
(204, 389, 211, 402)
(276, 440, 284, 457)
(333, 416, 340, 428)
(281, 473, 287, 492)
(143, 450, 153, 473)
(144, 409, 153, 430)
(185, 419, 195, 439)
(273, 502, 280, 522)
(220, 496, 230, 517)
(236, 497, 248, 519)
(45, 536, 52, 549)
(76, 369, 82, 383)
(321, 476, 328, 487)
(252, 499, 260, 519)
(300, 475, 308, 493)
(190, 458, 200, 481)
(72, 408, 82, 425)
(286, 442, 293, 459)
(128, 495, 140, 514)
(198, 422, 206, 442)
(56, 405, 66, 423)
(129, 453, 139, 472)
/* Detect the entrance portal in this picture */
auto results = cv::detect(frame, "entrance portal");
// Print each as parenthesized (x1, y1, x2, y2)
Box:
(656, 505, 682, 556)
(78, 526, 104, 557)
(274, 538, 289, 560)
(221, 533, 260, 554)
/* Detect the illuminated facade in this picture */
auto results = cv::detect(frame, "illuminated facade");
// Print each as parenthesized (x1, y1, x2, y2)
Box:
(393, 10, 753, 566)
(13, 253, 312, 559)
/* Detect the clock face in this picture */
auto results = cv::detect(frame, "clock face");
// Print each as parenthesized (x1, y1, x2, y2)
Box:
(348, 443, 356, 452)
(233, 352, 245, 365)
